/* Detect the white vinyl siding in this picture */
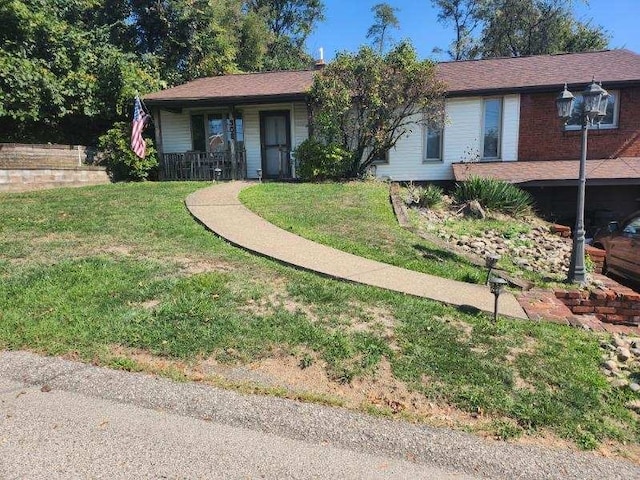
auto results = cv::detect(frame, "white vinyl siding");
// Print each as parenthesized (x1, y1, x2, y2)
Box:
(157, 96, 520, 182)
(293, 102, 309, 148)
(375, 95, 520, 181)
(158, 102, 309, 179)
(160, 111, 191, 153)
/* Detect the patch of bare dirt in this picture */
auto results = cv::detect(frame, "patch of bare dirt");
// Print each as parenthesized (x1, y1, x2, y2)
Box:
(172, 257, 237, 275)
(137, 299, 160, 310)
(104, 345, 640, 463)
(443, 316, 474, 343)
(504, 337, 538, 391)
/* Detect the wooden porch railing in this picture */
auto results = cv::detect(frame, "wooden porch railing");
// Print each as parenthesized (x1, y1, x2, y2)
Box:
(160, 150, 246, 181)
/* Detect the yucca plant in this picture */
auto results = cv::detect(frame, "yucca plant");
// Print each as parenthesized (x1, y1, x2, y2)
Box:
(405, 183, 444, 209)
(453, 176, 533, 216)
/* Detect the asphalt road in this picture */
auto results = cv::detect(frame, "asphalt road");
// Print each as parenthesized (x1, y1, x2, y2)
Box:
(0, 351, 638, 479)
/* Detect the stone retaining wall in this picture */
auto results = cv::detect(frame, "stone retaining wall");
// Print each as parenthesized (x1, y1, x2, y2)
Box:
(0, 143, 98, 168)
(0, 143, 109, 192)
(0, 167, 110, 193)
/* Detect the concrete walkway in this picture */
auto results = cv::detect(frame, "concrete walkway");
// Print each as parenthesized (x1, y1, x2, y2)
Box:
(186, 182, 527, 319)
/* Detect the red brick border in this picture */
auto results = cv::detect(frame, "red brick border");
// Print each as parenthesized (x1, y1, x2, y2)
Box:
(555, 276, 640, 327)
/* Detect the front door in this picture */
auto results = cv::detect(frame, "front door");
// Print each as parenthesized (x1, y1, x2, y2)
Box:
(260, 111, 291, 178)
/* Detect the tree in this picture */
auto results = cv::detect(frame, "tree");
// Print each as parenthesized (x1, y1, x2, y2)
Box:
(366, 3, 400, 54)
(432, 0, 482, 60)
(129, 0, 243, 83)
(0, 0, 326, 144)
(478, 0, 609, 57)
(0, 0, 160, 143)
(309, 42, 445, 177)
(245, 0, 325, 70)
(432, 0, 609, 59)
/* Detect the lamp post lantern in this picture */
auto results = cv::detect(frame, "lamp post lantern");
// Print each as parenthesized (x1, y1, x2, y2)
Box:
(555, 79, 608, 284)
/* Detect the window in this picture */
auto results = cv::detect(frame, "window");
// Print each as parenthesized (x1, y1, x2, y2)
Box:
(371, 150, 389, 164)
(425, 126, 442, 161)
(191, 115, 206, 151)
(623, 216, 640, 236)
(482, 98, 502, 159)
(191, 112, 244, 152)
(566, 91, 618, 130)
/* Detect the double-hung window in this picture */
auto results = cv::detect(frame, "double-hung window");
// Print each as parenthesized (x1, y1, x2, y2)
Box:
(565, 91, 618, 130)
(424, 126, 442, 161)
(482, 98, 502, 160)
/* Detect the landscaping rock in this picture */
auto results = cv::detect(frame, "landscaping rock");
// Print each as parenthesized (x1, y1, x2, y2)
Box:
(617, 347, 632, 362)
(630, 383, 640, 393)
(626, 399, 640, 413)
(611, 378, 629, 388)
(463, 200, 485, 219)
(613, 336, 629, 348)
(603, 360, 618, 371)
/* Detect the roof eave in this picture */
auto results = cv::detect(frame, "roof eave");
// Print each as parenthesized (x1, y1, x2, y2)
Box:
(144, 92, 309, 108)
(445, 79, 640, 98)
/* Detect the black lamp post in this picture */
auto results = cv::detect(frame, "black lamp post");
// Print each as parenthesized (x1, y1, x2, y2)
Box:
(489, 277, 507, 322)
(555, 79, 609, 284)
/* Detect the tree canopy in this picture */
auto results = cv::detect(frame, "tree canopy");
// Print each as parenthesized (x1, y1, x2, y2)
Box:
(0, 0, 326, 143)
(433, 0, 610, 60)
(309, 42, 445, 177)
(366, 3, 401, 54)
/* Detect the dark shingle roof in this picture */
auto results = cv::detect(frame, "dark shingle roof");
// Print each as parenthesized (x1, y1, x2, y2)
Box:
(144, 70, 315, 104)
(452, 158, 640, 184)
(438, 49, 640, 95)
(144, 49, 640, 103)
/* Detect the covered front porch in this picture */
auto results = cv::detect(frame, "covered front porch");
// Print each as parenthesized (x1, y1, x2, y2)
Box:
(144, 71, 313, 182)
(160, 150, 246, 181)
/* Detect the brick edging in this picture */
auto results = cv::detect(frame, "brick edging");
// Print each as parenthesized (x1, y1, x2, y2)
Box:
(555, 284, 640, 327)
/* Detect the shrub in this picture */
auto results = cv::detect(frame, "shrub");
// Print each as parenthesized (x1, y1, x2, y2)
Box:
(98, 122, 158, 181)
(295, 139, 351, 181)
(453, 176, 533, 216)
(405, 183, 443, 209)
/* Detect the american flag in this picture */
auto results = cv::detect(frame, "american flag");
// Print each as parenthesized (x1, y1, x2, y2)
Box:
(131, 96, 148, 158)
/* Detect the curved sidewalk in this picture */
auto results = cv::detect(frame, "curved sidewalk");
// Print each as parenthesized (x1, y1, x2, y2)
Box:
(186, 182, 527, 319)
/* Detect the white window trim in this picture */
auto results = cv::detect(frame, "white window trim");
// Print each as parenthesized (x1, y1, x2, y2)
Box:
(423, 124, 443, 162)
(480, 97, 503, 161)
(564, 89, 619, 131)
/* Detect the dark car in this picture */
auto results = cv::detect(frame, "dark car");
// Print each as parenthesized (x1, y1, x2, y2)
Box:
(593, 211, 640, 283)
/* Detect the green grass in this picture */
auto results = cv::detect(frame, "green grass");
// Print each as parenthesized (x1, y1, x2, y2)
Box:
(0, 182, 638, 451)
(240, 181, 485, 284)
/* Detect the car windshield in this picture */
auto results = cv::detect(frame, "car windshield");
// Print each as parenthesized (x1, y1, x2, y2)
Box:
(623, 217, 640, 235)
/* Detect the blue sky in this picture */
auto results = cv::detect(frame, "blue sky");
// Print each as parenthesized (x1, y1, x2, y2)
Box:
(306, 0, 640, 62)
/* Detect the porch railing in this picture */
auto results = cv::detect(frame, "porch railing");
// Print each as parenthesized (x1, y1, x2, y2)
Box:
(160, 150, 246, 181)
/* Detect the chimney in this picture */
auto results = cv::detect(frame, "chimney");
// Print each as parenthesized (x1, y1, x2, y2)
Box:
(314, 47, 325, 70)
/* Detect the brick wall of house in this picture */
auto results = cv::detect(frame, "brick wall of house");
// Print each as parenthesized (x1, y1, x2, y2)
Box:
(518, 87, 640, 161)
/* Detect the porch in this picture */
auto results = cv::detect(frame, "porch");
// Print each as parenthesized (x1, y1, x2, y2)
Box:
(160, 150, 246, 181)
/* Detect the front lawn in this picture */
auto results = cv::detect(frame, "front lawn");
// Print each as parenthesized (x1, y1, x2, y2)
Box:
(239, 181, 486, 284)
(1, 182, 638, 457)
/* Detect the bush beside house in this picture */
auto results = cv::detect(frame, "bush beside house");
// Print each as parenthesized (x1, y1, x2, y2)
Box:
(98, 123, 158, 181)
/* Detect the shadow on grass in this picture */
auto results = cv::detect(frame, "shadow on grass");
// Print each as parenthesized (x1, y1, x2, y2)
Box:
(413, 243, 461, 262)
